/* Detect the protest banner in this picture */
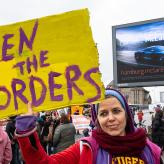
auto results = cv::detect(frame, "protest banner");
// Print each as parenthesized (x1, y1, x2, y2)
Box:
(0, 9, 104, 119)
(72, 115, 90, 131)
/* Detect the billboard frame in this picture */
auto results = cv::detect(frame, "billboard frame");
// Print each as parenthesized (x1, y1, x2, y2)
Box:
(112, 17, 164, 88)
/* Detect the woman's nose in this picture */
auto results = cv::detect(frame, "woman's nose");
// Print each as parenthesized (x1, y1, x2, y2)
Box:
(107, 113, 115, 121)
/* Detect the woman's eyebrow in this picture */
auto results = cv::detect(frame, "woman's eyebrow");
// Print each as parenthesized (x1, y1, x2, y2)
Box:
(98, 109, 108, 113)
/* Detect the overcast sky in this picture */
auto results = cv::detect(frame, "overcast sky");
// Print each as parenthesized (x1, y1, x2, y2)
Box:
(1, 0, 164, 98)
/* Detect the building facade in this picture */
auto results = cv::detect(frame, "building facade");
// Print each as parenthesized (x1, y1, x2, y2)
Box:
(106, 82, 152, 109)
(118, 87, 152, 105)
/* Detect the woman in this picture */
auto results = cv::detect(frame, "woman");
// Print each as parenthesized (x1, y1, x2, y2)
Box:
(15, 89, 162, 164)
(0, 124, 12, 164)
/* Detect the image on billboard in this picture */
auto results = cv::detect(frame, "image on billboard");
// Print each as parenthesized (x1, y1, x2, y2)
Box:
(112, 18, 164, 87)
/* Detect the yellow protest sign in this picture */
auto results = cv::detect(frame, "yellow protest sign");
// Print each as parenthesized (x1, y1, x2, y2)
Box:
(0, 9, 105, 119)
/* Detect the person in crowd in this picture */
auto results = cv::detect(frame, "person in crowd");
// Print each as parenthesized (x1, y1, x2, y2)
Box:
(6, 116, 21, 164)
(152, 108, 164, 150)
(155, 105, 161, 113)
(40, 114, 53, 153)
(129, 107, 137, 127)
(15, 89, 162, 163)
(52, 113, 76, 153)
(82, 128, 90, 137)
(137, 109, 144, 125)
(130, 107, 135, 119)
(36, 115, 45, 140)
(0, 122, 12, 164)
(66, 108, 72, 123)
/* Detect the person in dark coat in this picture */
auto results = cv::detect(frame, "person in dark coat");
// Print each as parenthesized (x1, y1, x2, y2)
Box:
(152, 109, 164, 149)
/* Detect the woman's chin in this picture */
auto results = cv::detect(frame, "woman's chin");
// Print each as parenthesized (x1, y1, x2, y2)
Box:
(106, 131, 125, 136)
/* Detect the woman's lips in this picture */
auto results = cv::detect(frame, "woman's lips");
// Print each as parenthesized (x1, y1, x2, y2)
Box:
(106, 125, 118, 129)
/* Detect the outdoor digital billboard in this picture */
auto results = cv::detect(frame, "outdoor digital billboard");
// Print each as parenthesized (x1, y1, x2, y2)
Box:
(112, 18, 164, 87)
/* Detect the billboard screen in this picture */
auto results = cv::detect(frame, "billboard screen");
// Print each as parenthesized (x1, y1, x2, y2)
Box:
(112, 18, 164, 87)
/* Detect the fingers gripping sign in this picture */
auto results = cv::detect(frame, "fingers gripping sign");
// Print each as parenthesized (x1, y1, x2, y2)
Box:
(21, 101, 34, 116)
(27, 101, 33, 115)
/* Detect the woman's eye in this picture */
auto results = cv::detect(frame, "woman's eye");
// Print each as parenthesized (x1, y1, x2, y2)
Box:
(99, 112, 108, 117)
(112, 108, 121, 114)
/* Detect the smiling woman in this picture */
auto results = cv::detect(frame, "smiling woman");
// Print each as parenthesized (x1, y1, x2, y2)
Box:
(97, 96, 127, 136)
(15, 89, 162, 164)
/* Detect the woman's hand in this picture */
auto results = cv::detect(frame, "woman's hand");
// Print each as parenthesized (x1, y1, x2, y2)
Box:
(21, 101, 39, 117)
(21, 101, 34, 116)
(27, 101, 33, 115)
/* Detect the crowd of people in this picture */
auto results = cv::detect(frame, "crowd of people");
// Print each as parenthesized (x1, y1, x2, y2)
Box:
(0, 109, 77, 163)
(0, 89, 164, 163)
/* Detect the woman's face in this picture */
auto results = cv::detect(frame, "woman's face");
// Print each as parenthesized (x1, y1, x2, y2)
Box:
(97, 97, 127, 136)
